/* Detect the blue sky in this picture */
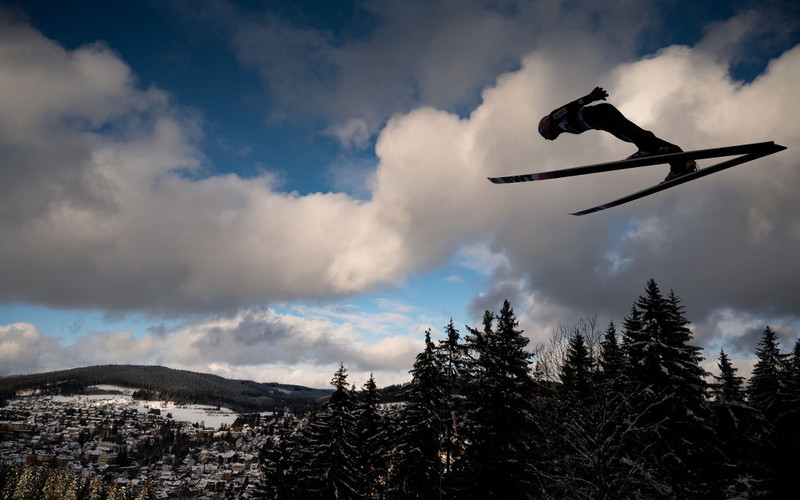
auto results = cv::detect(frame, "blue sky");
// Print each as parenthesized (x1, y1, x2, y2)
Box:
(1, 0, 799, 387)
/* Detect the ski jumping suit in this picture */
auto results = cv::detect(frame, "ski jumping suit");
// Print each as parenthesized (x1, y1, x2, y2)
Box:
(539, 88, 687, 173)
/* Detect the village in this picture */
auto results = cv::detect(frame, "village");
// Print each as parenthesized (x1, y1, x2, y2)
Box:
(0, 390, 284, 498)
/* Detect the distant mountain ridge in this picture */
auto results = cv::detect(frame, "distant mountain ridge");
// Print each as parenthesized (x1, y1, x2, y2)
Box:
(0, 365, 332, 412)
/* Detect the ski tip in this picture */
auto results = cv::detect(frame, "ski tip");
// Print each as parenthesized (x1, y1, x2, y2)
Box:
(570, 204, 613, 216)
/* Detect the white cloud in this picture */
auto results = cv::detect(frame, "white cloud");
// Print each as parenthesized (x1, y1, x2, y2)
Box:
(2, 6, 800, 380)
(0, 304, 424, 386)
(455, 242, 511, 277)
(0, 323, 56, 375)
(3, 15, 800, 322)
(696, 10, 768, 66)
(324, 118, 371, 149)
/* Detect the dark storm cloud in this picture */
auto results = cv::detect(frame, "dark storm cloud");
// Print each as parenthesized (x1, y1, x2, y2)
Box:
(219, 0, 656, 141)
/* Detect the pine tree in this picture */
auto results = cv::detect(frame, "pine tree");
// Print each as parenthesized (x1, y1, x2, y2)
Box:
(355, 374, 389, 499)
(748, 326, 786, 419)
(388, 330, 447, 500)
(87, 475, 107, 500)
(41, 468, 68, 500)
(749, 330, 800, 498)
(599, 321, 623, 384)
(783, 339, 800, 447)
(261, 411, 301, 500)
(439, 320, 466, 390)
(632, 280, 672, 388)
(10, 465, 48, 500)
(64, 471, 89, 500)
(620, 305, 645, 382)
(458, 301, 538, 500)
(663, 290, 708, 397)
(620, 280, 717, 498)
(783, 337, 800, 446)
(786, 339, 800, 406)
(708, 349, 765, 498)
(297, 364, 360, 500)
(261, 429, 300, 500)
(0, 464, 17, 498)
(290, 405, 323, 500)
(560, 333, 594, 401)
(437, 319, 467, 480)
(710, 350, 745, 403)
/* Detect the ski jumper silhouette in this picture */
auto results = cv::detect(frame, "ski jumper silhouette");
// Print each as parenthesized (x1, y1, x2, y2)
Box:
(538, 87, 697, 182)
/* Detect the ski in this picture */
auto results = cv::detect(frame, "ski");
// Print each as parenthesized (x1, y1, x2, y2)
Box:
(487, 141, 782, 184)
(570, 142, 787, 216)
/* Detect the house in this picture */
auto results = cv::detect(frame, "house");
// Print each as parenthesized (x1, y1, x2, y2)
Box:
(98, 451, 118, 466)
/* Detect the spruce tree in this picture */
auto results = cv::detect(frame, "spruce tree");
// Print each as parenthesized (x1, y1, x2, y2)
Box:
(388, 330, 447, 500)
(621, 280, 716, 498)
(437, 319, 467, 479)
(355, 374, 389, 499)
(438, 319, 466, 392)
(663, 289, 708, 399)
(298, 364, 360, 500)
(599, 321, 623, 385)
(709, 349, 764, 498)
(748, 326, 786, 420)
(620, 305, 645, 383)
(10, 465, 48, 500)
(42, 468, 68, 500)
(560, 333, 594, 401)
(261, 424, 302, 500)
(710, 349, 745, 403)
(458, 301, 538, 500)
(783, 337, 800, 453)
(749, 329, 800, 498)
(64, 471, 87, 500)
(632, 280, 672, 388)
(87, 475, 107, 500)
(2, 465, 17, 499)
(786, 339, 800, 407)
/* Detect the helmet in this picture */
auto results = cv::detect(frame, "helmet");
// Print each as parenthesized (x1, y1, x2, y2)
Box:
(538, 115, 552, 139)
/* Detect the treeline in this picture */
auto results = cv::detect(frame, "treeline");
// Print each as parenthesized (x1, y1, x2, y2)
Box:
(261, 279, 800, 500)
(0, 465, 155, 500)
(0, 365, 331, 412)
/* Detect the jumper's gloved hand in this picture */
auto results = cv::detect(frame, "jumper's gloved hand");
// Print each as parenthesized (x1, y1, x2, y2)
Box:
(590, 87, 608, 101)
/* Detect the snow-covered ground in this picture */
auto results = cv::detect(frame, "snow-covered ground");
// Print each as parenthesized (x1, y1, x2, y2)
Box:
(136, 400, 239, 430)
(37, 385, 241, 429)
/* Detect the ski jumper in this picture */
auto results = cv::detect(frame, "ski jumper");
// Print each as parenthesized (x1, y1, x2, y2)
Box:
(539, 88, 689, 174)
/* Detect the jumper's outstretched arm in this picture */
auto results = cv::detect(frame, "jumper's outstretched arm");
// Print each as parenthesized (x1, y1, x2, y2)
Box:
(558, 87, 608, 113)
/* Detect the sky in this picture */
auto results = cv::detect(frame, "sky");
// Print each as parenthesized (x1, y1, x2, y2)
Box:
(1, 0, 799, 388)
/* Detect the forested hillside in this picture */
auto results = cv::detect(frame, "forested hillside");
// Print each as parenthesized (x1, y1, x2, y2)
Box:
(0, 365, 331, 412)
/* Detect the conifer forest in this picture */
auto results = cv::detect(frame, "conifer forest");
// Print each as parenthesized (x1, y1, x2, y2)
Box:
(2, 279, 800, 499)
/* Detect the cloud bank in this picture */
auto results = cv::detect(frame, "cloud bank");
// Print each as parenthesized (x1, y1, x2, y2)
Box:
(0, 306, 426, 387)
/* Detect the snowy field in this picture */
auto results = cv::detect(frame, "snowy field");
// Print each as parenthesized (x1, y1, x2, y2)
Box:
(21, 385, 242, 429)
